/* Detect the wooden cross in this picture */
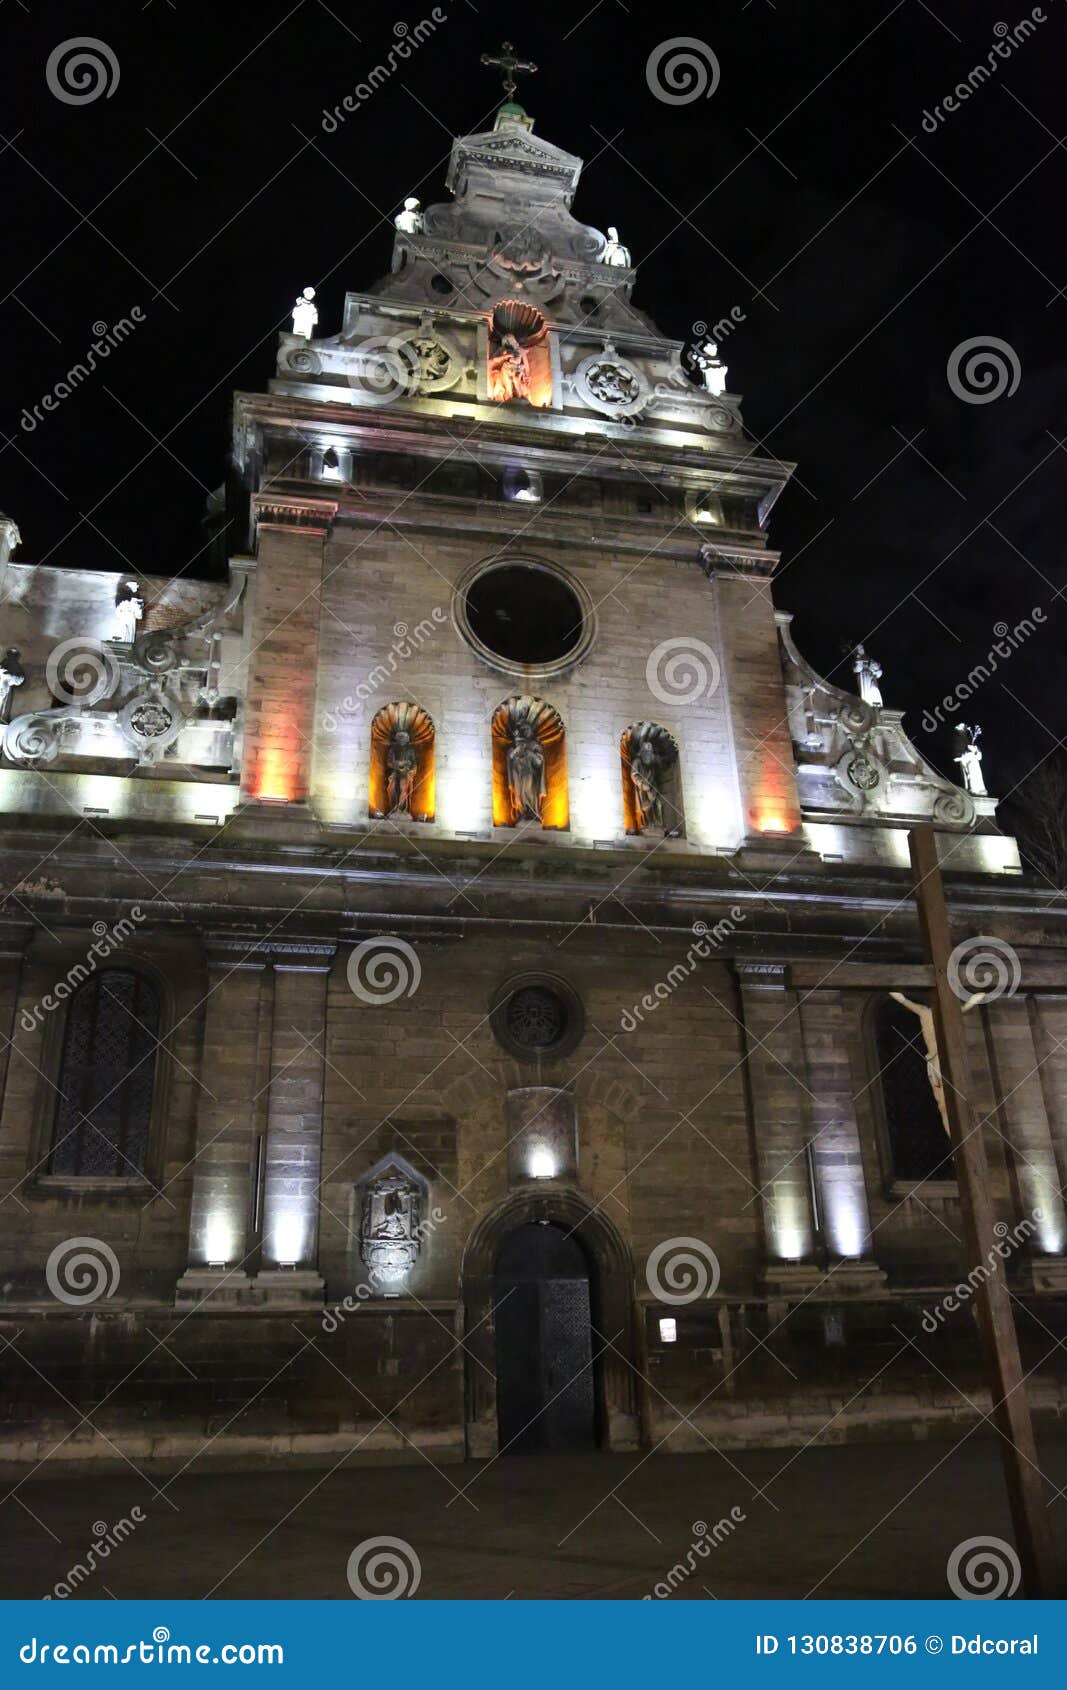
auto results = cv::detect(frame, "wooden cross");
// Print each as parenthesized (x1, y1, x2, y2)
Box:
(480, 40, 537, 101)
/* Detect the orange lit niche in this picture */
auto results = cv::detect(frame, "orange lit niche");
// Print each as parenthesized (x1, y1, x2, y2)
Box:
(491, 695, 568, 830)
(369, 701, 435, 822)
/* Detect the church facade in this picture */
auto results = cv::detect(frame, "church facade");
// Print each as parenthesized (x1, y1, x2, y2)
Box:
(1, 94, 1066, 1475)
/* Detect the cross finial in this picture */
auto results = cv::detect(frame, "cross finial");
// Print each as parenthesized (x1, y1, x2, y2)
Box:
(480, 40, 537, 101)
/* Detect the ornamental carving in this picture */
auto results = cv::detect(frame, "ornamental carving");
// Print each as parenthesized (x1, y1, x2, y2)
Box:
(410, 335, 455, 389)
(129, 701, 173, 739)
(933, 789, 976, 828)
(844, 751, 880, 792)
(586, 359, 641, 406)
(358, 1155, 429, 1281)
(572, 346, 648, 417)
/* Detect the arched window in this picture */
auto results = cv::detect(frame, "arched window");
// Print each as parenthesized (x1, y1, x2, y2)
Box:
(873, 994, 952, 1183)
(49, 970, 160, 1178)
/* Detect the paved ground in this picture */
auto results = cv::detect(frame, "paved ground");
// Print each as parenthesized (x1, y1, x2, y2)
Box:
(4, 1435, 1066, 1600)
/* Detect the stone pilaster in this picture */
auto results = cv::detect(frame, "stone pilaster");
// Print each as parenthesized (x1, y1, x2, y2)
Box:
(175, 937, 272, 1307)
(798, 990, 886, 1291)
(707, 563, 804, 851)
(986, 996, 1067, 1287)
(735, 961, 820, 1290)
(256, 941, 336, 1308)
(240, 494, 337, 804)
(0, 923, 36, 1200)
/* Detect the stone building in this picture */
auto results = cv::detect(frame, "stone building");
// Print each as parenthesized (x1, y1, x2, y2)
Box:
(1, 93, 1066, 1476)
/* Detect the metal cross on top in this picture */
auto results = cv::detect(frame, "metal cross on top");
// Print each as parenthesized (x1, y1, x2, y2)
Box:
(480, 40, 538, 101)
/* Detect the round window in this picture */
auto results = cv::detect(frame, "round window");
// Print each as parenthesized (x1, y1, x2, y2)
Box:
(490, 973, 585, 1061)
(456, 559, 594, 678)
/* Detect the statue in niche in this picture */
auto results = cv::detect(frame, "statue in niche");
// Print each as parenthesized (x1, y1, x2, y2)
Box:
(114, 581, 144, 645)
(851, 642, 884, 708)
(360, 1163, 423, 1279)
(601, 226, 631, 267)
(506, 719, 546, 822)
(290, 286, 318, 340)
(0, 647, 24, 724)
(955, 722, 987, 795)
(370, 701, 434, 823)
(890, 991, 987, 1136)
(625, 723, 680, 836)
(394, 196, 422, 234)
(489, 332, 530, 402)
(488, 301, 547, 406)
(385, 727, 419, 816)
(689, 337, 728, 397)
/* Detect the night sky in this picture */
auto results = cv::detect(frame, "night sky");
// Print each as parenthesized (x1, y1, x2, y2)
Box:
(5, 0, 1066, 813)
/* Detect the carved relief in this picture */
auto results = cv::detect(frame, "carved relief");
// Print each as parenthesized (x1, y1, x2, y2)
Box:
(358, 1155, 430, 1281)
(3, 577, 245, 777)
(572, 344, 648, 418)
(778, 612, 981, 828)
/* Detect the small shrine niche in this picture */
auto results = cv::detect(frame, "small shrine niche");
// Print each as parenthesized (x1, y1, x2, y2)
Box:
(369, 702, 435, 821)
(621, 722, 683, 837)
(487, 302, 552, 407)
(357, 1153, 430, 1283)
(492, 695, 568, 829)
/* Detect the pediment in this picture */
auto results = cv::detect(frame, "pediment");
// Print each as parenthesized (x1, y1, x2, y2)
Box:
(447, 124, 582, 197)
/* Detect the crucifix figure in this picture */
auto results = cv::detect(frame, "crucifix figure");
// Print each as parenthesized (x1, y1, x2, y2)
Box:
(890, 990, 987, 1135)
(480, 41, 537, 101)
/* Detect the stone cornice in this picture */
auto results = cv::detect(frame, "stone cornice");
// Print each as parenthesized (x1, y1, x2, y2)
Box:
(235, 391, 795, 493)
(251, 492, 339, 535)
(734, 960, 790, 989)
(199, 932, 338, 972)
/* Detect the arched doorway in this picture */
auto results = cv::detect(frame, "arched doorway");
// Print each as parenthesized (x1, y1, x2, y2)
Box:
(493, 1222, 596, 1454)
(462, 1188, 639, 1459)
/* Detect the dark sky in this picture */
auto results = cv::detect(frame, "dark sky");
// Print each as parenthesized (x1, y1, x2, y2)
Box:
(4, 0, 1066, 802)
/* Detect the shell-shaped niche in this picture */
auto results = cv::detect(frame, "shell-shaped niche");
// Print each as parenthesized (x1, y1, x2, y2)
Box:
(369, 701, 435, 821)
(491, 695, 567, 829)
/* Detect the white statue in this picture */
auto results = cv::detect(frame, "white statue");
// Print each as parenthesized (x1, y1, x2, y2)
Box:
(290, 286, 318, 340)
(890, 991, 987, 1135)
(0, 646, 24, 724)
(690, 337, 727, 397)
(114, 581, 144, 644)
(955, 722, 987, 796)
(394, 197, 422, 234)
(851, 643, 883, 708)
(601, 226, 631, 267)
